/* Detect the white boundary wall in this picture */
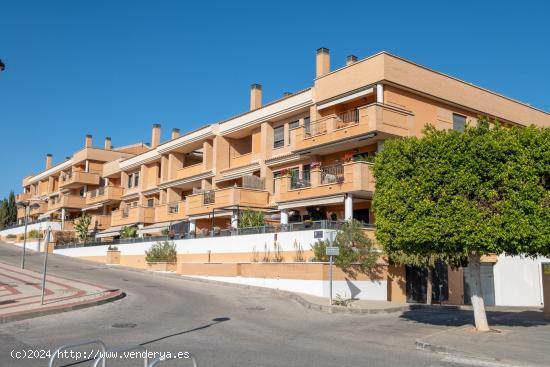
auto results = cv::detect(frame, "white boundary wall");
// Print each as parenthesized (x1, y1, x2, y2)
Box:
(493, 254, 549, 307)
(54, 229, 387, 300)
(0, 222, 62, 237)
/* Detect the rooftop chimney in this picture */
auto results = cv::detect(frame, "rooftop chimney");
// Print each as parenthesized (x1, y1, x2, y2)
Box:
(346, 55, 358, 66)
(250, 84, 262, 110)
(283, 92, 292, 97)
(104, 137, 112, 150)
(152, 124, 161, 148)
(85, 134, 92, 148)
(316, 48, 330, 78)
(46, 154, 52, 169)
(171, 128, 180, 139)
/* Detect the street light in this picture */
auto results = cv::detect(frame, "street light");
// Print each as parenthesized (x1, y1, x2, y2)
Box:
(16, 201, 41, 269)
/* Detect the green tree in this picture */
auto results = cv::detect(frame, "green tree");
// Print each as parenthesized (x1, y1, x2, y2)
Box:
(238, 208, 265, 228)
(0, 199, 8, 229)
(145, 241, 177, 263)
(74, 213, 92, 243)
(311, 219, 379, 275)
(373, 118, 550, 331)
(120, 225, 137, 238)
(7, 191, 17, 226)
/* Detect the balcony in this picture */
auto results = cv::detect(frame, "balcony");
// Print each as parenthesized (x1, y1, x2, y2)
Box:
(86, 186, 124, 205)
(15, 193, 32, 203)
(277, 161, 375, 203)
(175, 163, 204, 180)
(155, 201, 186, 223)
(110, 206, 155, 227)
(229, 152, 252, 168)
(294, 103, 413, 151)
(48, 194, 87, 210)
(186, 187, 270, 216)
(59, 171, 100, 189)
(90, 214, 111, 231)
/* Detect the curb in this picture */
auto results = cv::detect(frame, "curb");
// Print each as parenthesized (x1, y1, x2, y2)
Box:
(0, 290, 126, 324)
(415, 338, 547, 367)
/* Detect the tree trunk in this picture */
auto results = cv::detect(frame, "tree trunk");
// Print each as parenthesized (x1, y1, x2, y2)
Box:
(468, 252, 490, 332)
(426, 267, 433, 305)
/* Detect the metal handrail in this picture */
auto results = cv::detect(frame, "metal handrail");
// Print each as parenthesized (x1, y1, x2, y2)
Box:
(49, 339, 107, 367)
(203, 191, 215, 205)
(320, 164, 344, 185)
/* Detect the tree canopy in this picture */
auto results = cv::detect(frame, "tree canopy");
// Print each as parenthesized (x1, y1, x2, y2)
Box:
(373, 117, 550, 330)
(373, 118, 550, 264)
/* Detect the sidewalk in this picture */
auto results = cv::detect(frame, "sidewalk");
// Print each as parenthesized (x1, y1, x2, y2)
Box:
(411, 308, 549, 366)
(0, 262, 124, 323)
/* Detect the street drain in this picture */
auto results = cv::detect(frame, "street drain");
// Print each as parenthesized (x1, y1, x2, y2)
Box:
(112, 323, 137, 328)
(246, 306, 266, 311)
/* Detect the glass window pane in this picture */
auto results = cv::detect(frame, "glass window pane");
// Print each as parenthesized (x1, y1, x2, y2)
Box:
(453, 114, 466, 132)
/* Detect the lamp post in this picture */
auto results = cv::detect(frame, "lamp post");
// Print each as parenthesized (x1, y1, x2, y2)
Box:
(16, 201, 41, 269)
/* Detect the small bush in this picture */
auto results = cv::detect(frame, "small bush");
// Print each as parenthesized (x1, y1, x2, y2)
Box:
(251, 245, 259, 262)
(293, 240, 305, 262)
(333, 293, 353, 307)
(145, 241, 177, 263)
(272, 241, 284, 262)
(108, 245, 119, 251)
(28, 229, 41, 239)
(6, 234, 17, 239)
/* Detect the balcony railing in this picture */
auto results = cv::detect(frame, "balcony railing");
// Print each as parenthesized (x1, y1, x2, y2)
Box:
(289, 172, 311, 190)
(320, 164, 344, 185)
(203, 190, 215, 205)
(304, 109, 360, 138)
(242, 175, 265, 190)
(59, 171, 100, 188)
(86, 186, 124, 205)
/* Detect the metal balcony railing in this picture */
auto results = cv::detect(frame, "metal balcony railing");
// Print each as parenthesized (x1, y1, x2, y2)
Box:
(203, 190, 215, 205)
(320, 164, 344, 185)
(289, 172, 311, 190)
(303, 108, 361, 138)
(168, 203, 179, 214)
(242, 175, 266, 190)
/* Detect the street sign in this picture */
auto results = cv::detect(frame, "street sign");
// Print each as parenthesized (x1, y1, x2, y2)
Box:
(326, 246, 339, 256)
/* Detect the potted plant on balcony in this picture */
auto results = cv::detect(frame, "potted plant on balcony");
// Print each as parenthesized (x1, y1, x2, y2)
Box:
(310, 161, 321, 169)
(212, 226, 221, 236)
(342, 152, 353, 163)
(106, 245, 120, 265)
(145, 241, 177, 272)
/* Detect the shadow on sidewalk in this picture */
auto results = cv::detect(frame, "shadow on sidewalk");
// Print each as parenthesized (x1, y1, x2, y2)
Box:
(400, 308, 548, 328)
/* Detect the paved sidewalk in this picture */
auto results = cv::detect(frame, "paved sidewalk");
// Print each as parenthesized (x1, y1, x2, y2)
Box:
(0, 261, 123, 323)
(412, 308, 549, 366)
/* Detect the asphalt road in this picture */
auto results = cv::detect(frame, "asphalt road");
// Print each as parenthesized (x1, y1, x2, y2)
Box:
(0, 242, 480, 367)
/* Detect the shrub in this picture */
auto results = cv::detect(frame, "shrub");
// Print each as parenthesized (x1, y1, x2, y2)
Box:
(108, 245, 119, 251)
(293, 240, 305, 262)
(239, 209, 265, 228)
(145, 241, 177, 263)
(272, 241, 284, 262)
(28, 229, 41, 239)
(6, 234, 16, 239)
(74, 213, 92, 242)
(120, 226, 137, 239)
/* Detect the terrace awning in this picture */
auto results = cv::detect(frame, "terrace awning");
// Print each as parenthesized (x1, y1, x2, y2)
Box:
(277, 195, 345, 210)
(137, 221, 184, 235)
(95, 225, 125, 239)
(37, 209, 58, 220)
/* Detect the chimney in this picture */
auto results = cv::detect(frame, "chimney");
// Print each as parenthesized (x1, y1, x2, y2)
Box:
(104, 137, 112, 150)
(283, 92, 292, 97)
(151, 124, 161, 148)
(171, 128, 180, 139)
(346, 55, 358, 66)
(85, 134, 92, 148)
(250, 84, 262, 110)
(316, 47, 330, 78)
(46, 154, 52, 169)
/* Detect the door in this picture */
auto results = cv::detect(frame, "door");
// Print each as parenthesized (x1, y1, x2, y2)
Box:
(463, 264, 495, 306)
(406, 266, 428, 303)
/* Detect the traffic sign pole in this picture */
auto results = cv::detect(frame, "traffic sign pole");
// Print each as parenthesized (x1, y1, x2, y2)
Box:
(329, 254, 333, 306)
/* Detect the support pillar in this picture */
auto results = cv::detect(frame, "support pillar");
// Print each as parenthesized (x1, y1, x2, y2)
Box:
(189, 219, 196, 234)
(61, 208, 66, 229)
(280, 209, 288, 225)
(231, 210, 239, 229)
(344, 194, 353, 221)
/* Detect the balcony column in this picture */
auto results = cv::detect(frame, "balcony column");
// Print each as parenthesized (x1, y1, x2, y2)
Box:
(344, 193, 353, 221)
(376, 84, 384, 104)
(85, 160, 89, 172)
(61, 208, 66, 229)
(231, 210, 239, 230)
(280, 209, 288, 225)
(189, 219, 196, 234)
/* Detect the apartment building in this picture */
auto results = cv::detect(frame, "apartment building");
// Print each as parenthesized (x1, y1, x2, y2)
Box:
(11, 48, 550, 305)
(16, 49, 550, 237)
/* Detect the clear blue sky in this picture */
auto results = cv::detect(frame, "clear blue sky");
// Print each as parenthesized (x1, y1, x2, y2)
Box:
(1, 0, 549, 196)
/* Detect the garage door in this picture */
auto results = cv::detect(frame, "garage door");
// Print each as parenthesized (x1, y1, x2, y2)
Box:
(463, 264, 495, 306)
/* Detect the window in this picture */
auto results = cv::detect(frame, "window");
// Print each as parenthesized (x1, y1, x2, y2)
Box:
(147, 198, 154, 207)
(128, 174, 133, 188)
(303, 117, 311, 134)
(273, 171, 282, 193)
(133, 172, 140, 187)
(273, 125, 284, 149)
(288, 120, 299, 145)
(453, 113, 466, 132)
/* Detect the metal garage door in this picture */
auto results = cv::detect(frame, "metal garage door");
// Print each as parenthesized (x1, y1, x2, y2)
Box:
(463, 264, 495, 306)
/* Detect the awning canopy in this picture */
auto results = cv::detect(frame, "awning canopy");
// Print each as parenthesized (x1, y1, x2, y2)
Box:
(95, 225, 126, 239)
(188, 210, 232, 220)
(82, 203, 103, 211)
(278, 195, 344, 210)
(38, 209, 58, 220)
(137, 221, 184, 235)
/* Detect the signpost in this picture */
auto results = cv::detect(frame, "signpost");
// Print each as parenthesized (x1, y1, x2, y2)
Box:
(326, 245, 339, 306)
(40, 226, 52, 305)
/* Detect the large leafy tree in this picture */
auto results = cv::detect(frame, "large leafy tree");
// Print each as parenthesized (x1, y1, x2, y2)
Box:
(74, 213, 92, 243)
(373, 118, 550, 331)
